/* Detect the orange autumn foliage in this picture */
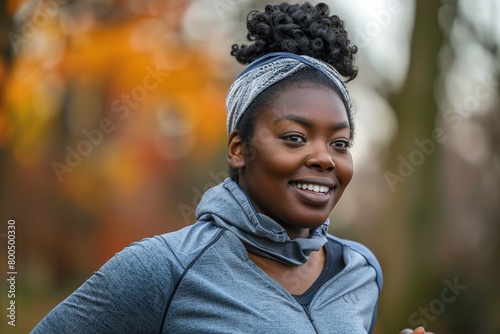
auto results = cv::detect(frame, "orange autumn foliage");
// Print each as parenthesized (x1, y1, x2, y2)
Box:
(3, 1, 228, 272)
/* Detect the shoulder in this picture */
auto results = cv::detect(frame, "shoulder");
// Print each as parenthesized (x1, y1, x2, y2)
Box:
(31, 222, 230, 333)
(116, 221, 227, 273)
(327, 234, 383, 290)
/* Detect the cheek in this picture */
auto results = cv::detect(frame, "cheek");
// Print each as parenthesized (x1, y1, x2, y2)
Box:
(250, 146, 302, 178)
(247, 136, 300, 176)
(336, 155, 354, 186)
(244, 129, 274, 167)
(252, 127, 275, 146)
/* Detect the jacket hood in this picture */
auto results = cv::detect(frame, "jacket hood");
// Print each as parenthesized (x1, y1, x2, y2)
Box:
(195, 178, 329, 265)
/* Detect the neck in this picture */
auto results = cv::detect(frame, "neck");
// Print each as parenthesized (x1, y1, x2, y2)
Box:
(196, 178, 329, 265)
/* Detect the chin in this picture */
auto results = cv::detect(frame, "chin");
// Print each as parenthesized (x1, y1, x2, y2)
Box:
(287, 212, 330, 230)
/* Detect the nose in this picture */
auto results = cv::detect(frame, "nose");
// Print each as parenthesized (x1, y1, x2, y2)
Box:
(305, 143, 335, 172)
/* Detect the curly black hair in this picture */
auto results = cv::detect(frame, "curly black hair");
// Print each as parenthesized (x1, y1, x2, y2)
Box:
(231, 2, 358, 81)
(229, 2, 358, 181)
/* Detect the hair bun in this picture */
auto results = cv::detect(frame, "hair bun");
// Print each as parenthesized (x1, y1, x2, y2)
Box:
(231, 2, 358, 81)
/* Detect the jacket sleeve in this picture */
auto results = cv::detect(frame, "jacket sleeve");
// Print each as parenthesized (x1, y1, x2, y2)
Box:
(31, 236, 180, 334)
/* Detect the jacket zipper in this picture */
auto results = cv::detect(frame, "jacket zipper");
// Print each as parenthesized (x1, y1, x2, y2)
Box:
(303, 305, 320, 334)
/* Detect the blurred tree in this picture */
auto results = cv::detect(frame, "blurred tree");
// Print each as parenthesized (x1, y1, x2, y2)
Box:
(375, 0, 445, 332)
(435, 1, 500, 333)
(1, 1, 228, 331)
(375, 0, 500, 332)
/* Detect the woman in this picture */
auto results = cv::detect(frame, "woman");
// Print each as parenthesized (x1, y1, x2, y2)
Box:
(32, 3, 430, 333)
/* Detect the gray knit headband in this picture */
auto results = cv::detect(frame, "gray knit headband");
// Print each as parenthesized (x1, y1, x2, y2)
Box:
(226, 52, 352, 135)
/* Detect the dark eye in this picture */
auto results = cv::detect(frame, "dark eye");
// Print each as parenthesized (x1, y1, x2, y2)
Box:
(284, 135, 306, 143)
(332, 140, 349, 149)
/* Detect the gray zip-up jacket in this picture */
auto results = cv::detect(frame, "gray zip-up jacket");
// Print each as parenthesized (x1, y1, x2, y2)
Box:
(32, 179, 382, 333)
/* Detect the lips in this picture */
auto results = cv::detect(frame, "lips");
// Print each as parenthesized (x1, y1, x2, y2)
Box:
(290, 178, 337, 206)
(292, 182, 329, 194)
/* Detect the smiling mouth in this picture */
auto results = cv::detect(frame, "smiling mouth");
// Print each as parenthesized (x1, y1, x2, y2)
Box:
(291, 182, 331, 194)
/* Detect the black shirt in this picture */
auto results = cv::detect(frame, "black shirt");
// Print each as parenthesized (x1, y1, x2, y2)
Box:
(292, 238, 346, 306)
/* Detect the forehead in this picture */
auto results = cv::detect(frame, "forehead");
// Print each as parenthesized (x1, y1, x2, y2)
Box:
(259, 84, 350, 125)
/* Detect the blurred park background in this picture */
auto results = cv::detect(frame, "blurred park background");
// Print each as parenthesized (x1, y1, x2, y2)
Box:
(0, 0, 499, 333)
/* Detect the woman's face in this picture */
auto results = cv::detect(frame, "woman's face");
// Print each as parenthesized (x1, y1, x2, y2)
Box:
(230, 83, 353, 239)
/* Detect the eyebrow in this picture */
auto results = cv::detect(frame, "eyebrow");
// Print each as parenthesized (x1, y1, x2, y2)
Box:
(273, 114, 350, 132)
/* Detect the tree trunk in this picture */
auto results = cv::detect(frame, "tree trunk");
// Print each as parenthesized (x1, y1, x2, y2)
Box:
(377, 0, 445, 332)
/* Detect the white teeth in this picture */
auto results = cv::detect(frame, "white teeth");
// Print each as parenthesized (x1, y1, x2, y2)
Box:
(294, 183, 330, 194)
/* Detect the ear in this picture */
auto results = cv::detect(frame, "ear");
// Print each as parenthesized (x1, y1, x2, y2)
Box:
(227, 131, 246, 170)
